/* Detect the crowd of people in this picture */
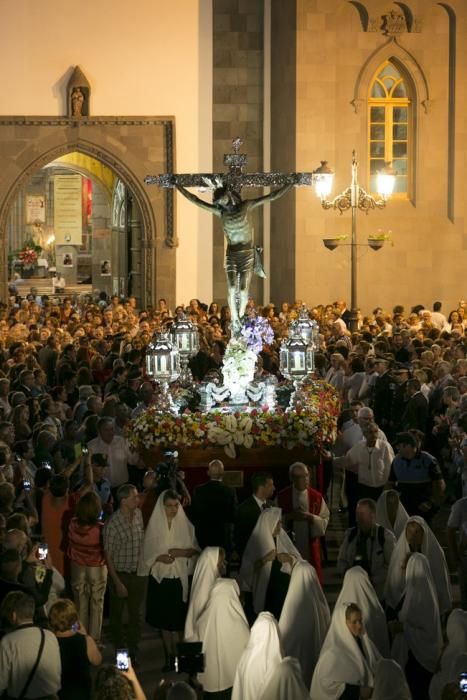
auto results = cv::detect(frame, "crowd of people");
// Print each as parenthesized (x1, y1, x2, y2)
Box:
(0, 288, 466, 700)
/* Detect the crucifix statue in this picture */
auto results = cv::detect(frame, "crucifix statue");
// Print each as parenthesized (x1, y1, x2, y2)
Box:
(145, 138, 313, 334)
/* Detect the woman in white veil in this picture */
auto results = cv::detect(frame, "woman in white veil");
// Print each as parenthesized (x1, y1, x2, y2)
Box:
(278, 560, 330, 688)
(390, 552, 443, 700)
(372, 659, 411, 700)
(310, 602, 380, 700)
(259, 657, 309, 700)
(195, 578, 250, 699)
(239, 507, 301, 616)
(141, 489, 199, 670)
(375, 489, 409, 539)
(384, 516, 452, 615)
(231, 611, 282, 700)
(429, 609, 467, 700)
(184, 546, 224, 641)
(335, 566, 390, 657)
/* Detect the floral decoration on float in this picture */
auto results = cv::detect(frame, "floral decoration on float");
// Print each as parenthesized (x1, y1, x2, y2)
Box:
(128, 379, 341, 459)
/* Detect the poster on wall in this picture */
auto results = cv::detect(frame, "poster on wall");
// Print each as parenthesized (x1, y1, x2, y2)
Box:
(100, 260, 111, 276)
(26, 195, 46, 223)
(63, 253, 74, 267)
(54, 174, 83, 245)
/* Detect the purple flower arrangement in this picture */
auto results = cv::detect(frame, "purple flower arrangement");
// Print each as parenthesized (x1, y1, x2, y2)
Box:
(241, 314, 274, 354)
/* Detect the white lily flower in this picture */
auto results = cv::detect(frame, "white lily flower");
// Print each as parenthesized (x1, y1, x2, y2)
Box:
(224, 442, 236, 459)
(233, 431, 244, 445)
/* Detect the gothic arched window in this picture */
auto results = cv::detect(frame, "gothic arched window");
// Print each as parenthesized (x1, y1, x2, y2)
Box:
(368, 60, 410, 196)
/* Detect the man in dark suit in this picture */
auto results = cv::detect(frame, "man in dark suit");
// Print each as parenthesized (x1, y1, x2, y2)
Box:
(390, 363, 410, 437)
(401, 378, 429, 432)
(190, 460, 237, 555)
(234, 471, 275, 557)
(38, 336, 58, 387)
(372, 357, 394, 433)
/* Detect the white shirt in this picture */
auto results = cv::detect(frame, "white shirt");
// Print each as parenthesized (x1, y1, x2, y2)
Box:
(431, 311, 447, 330)
(253, 494, 266, 511)
(347, 438, 394, 487)
(88, 434, 139, 487)
(52, 276, 66, 290)
(0, 625, 61, 698)
(342, 422, 387, 450)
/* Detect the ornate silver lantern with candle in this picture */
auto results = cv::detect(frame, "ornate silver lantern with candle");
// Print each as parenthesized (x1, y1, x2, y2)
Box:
(145, 331, 180, 412)
(295, 305, 320, 365)
(280, 323, 314, 408)
(169, 311, 200, 386)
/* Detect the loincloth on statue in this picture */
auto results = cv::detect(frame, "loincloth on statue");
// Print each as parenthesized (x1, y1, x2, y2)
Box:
(225, 244, 266, 278)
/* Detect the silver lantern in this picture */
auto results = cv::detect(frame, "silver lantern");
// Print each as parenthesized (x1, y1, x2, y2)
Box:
(295, 305, 320, 359)
(145, 331, 180, 412)
(279, 325, 314, 381)
(169, 312, 200, 385)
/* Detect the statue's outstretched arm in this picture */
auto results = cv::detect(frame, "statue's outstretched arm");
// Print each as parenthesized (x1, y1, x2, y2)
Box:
(175, 184, 219, 215)
(248, 183, 293, 210)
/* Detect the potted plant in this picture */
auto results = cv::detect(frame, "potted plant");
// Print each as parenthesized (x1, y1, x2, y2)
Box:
(368, 229, 393, 250)
(322, 234, 348, 250)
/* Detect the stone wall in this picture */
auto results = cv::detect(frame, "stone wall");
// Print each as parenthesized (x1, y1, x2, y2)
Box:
(281, 0, 467, 313)
(212, 0, 265, 305)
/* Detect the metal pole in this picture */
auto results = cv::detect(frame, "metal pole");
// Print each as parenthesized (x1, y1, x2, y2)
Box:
(349, 152, 359, 332)
(350, 205, 358, 332)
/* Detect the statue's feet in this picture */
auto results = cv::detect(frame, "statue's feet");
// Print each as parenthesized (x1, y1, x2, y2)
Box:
(231, 318, 242, 336)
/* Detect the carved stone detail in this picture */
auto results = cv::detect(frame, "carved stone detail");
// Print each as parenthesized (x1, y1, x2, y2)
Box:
(67, 66, 91, 118)
(367, 11, 422, 35)
(382, 10, 407, 35)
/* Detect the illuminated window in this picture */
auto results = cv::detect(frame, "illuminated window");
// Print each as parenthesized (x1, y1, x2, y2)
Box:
(369, 61, 410, 195)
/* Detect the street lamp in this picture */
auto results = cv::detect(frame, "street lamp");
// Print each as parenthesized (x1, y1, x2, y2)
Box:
(314, 151, 396, 332)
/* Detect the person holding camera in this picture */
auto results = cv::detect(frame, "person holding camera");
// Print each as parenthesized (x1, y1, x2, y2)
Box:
(49, 598, 101, 700)
(140, 489, 199, 672)
(2, 529, 55, 622)
(88, 453, 113, 516)
(41, 462, 92, 577)
(94, 662, 147, 700)
(68, 491, 107, 644)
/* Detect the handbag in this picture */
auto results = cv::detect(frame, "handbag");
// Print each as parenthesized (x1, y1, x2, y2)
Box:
(16, 627, 46, 700)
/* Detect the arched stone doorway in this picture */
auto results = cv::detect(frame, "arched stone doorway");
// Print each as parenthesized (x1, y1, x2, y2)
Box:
(0, 117, 175, 307)
(7, 154, 146, 304)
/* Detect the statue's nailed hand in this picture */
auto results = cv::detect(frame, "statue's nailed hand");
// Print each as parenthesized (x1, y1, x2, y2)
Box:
(201, 176, 223, 190)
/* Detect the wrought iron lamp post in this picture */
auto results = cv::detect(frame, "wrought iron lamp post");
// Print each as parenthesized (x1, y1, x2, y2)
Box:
(314, 151, 396, 332)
